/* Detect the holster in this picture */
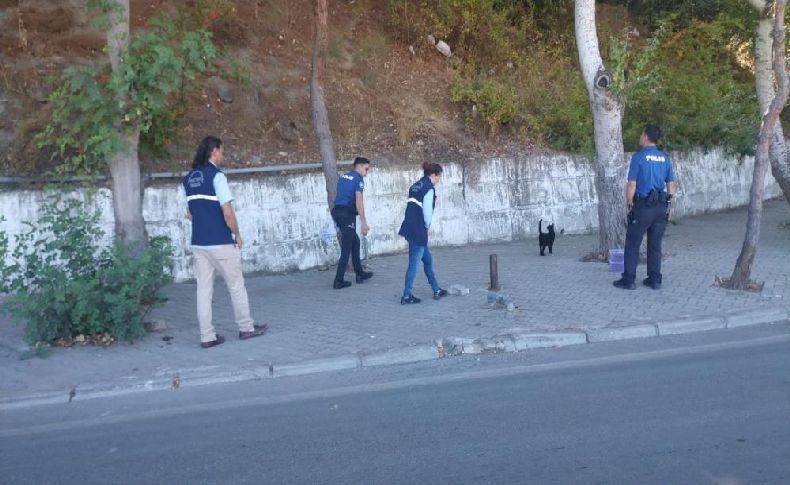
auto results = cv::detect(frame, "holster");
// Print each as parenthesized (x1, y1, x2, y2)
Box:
(643, 189, 668, 207)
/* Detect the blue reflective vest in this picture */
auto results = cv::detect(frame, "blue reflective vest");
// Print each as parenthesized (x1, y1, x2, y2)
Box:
(398, 176, 435, 246)
(182, 164, 234, 246)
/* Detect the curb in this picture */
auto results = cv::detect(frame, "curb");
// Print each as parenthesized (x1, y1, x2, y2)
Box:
(273, 355, 359, 377)
(360, 345, 439, 368)
(586, 324, 658, 342)
(725, 307, 788, 328)
(2, 307, 788, 411)
(0, 367, 267, 410)
(656, 316, 726, 336)
(514, 332, 587, 350)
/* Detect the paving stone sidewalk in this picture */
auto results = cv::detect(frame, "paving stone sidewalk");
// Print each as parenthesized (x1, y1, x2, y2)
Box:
(1, 200, 788, 405)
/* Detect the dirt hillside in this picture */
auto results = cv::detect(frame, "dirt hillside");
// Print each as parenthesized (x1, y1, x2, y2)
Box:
(0, 0, 521, 176)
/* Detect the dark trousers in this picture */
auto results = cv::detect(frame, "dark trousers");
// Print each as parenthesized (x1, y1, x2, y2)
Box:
(623, 199, 668, 284)
(331, 206, 363, 282)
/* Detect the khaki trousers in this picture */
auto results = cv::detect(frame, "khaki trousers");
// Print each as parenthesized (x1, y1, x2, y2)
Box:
(193, 245, 255, 343)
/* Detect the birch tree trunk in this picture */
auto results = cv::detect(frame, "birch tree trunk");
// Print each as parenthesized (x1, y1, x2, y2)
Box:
(729, 0, 788, 289)
(749, 0, 790, 207)
(107, 0, 147, 247)
(310, 0, 339, 209)
(574, 0, 627, 254)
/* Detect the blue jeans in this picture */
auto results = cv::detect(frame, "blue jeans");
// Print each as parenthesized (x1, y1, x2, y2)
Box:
(403, 243, 440, 298)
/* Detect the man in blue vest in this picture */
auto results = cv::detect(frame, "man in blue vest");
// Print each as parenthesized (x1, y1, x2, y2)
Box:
(614, 124, 677, 291)
(331, 157, 374, 289)
(183, 136, 267, 348)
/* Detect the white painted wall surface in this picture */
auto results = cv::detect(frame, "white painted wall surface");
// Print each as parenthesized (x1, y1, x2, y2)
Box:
(0, 149, 781, 281)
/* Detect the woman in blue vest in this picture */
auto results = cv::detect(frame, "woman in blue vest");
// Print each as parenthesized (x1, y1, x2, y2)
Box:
(398, 162, 448, 304)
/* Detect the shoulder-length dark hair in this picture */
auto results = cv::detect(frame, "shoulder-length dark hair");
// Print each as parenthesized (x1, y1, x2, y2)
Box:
(192, 136, 222, 169)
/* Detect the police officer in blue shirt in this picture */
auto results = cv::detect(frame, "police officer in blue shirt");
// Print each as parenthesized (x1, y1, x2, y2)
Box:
(614, 124, 677, 290)
(331, 157, 374, 289)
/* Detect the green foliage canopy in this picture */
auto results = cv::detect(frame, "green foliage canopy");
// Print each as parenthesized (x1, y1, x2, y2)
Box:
(37, 5, 217, 174)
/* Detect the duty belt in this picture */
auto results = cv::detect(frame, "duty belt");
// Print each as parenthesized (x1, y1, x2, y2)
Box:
(637, 189, 668, 206)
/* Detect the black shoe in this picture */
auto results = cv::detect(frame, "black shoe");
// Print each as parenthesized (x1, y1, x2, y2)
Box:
(333, 280, 352, 289)
(239, 324, 268, 340)
(400, 295, 421, 304)
(356, 271, 374, 283)
(613, 278, 636, 290)
(643, 278, 661, 290)
(433, 289, 448, 300)
(201, 334, 225, 349)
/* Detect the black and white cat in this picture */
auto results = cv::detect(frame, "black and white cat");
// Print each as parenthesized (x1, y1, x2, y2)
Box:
(538, 219, 555, 256)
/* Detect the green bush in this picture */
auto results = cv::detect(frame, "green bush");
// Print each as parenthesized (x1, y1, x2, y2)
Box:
(451, 78, 520, 135)
(540, 76, 595, 154)
(620, 0, 755, 31)
(1, 195, 173, 345)
(386, 0, 574, 65)
(386, 0, 759, 155)
(449, 60, 594, 151)
(386, 0, 594, 150)
(622, 19, 758, 154)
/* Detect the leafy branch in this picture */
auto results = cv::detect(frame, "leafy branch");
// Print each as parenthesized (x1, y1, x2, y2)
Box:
(37, 8, 217, 175)
(608, 24, 663, 106)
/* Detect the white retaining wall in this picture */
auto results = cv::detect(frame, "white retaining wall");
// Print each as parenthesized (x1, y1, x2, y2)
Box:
(0, 148, 781, 281)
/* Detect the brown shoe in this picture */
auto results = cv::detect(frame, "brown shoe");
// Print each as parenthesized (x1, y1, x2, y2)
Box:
(239, 324, 268, 340)
(201, 334, 225, 349)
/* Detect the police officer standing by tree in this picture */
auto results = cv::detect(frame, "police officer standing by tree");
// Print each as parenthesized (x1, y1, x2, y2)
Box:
(614, 124, 677, 290)
(183, 136, 268, 348)
(331, 157, 374, 289)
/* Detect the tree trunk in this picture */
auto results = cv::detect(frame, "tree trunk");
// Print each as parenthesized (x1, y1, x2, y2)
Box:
(107, 0, 148, 247)
(310, 0, 339, 209)
(751, 1, 790, 206)
(729, 0, 788, 289)
(109, 131, 147, 246)
(574, 0, 627, 253)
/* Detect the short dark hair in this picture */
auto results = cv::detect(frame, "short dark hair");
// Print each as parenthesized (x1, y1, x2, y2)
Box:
(353, 157, 370, 166)
(643, 124, 662, 143)
(193, 136, 222, 169)
(422, 162, 443, 177)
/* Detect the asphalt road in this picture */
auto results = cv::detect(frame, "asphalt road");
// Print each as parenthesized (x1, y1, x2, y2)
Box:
(2, 325, 789, 485)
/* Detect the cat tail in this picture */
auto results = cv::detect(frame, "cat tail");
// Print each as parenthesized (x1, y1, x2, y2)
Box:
(539, 219, 543, 234)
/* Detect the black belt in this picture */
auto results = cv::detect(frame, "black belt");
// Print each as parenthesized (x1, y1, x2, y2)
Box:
(332, 205, 356, 215)
(636, 189, 667, 206)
